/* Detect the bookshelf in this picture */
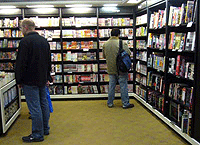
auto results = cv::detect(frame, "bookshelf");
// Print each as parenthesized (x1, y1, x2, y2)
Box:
(0, 9, 23, 72)
(133, 0, 200, 144)
(4, 7, 134, 98)
(98, 7, 134, 95)
(134, 5, 148, 101)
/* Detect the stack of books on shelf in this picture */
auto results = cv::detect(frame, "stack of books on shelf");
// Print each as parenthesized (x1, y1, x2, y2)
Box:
(0, 40, 20, 48)
(62, 17, 97, 27)
(62, 41, 97, 50)
(136, 27, 147, 36)
(0, 17, 19, 28)
(98, 17, 133, 26)
(63, 64, 98, 73)
(62, 52, 96, 61)
(168, 0, 196, 26)
(30, 16, 60, 27)
(62, 29, 97, 38)
(147, 33, 166, 49)
(136, 14, 147, 25)
(149, 9, 166, 29)
(64, 85, 98, 94)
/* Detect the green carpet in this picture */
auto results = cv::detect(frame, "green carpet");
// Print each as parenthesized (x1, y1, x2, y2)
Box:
(0, 99, 189, 145)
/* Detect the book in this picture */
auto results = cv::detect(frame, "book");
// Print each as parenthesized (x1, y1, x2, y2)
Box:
(185, 32, 196, 51)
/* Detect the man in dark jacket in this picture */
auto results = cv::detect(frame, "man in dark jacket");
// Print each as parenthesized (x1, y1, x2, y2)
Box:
(15, 19, 51, 142)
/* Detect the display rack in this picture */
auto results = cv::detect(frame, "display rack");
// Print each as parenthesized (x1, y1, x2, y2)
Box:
(0, 79, 21, 135)
(133, 0, 200, 144)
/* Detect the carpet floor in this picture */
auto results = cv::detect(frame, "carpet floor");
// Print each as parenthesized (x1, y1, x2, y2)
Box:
(0, 98, 189, 145)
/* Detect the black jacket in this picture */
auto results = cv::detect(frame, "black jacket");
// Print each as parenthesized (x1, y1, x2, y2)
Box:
(15, 32, 51, 86)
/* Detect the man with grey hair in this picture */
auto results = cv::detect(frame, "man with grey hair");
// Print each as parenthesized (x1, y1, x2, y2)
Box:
(15, 19, 51, 142)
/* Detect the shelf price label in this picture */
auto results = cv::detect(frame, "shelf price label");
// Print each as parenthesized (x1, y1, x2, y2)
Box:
(83, 49, 89, 51)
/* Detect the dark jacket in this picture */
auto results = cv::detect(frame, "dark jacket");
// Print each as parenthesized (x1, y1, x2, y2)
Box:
(15, 32, 51, 86)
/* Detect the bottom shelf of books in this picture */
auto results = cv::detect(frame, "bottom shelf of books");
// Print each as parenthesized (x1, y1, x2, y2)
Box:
(132, 93, 199, 145)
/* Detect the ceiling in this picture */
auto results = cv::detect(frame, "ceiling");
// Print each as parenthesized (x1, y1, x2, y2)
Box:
(0, 0, 143, 8)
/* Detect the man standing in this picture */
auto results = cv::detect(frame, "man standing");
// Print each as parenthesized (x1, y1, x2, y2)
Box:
(15, 19, 51, 142)
(103, 28, 134, 109)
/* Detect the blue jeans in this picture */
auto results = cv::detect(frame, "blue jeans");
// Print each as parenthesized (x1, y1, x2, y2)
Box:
(23, 85, 50, 138)
(107, 73, 130, 107)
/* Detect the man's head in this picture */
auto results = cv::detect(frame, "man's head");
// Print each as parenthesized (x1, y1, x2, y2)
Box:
(20, 19, 35, 36)
(111, 28, 120, 37)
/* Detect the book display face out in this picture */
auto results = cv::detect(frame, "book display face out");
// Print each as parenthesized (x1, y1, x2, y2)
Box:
(134, 0, 200, 144)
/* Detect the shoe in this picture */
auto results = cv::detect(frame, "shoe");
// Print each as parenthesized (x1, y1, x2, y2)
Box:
(28, 116, 32, 119)
(22, 134, 44, 142)
(44, 132, 49, 135)
(107, 104, 114, 108)
(123, 104, 134, 109)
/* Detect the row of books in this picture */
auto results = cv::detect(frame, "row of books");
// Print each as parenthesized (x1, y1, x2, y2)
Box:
(36, 30, 60, 39)
(136, 61, 147, 76)
(4, 100, 19, 123)
(168, 0, 196, 26)
(136, 27, 147, 37)
(147, 33, 166, 50)
(169, 101, 192, 135)
(51, 52, 96, 61)
(136, 40, 147, 50)
(30, 16, 60, 27)
(62, 29, 97, 38)
(169, 83, 193, 107)
(0, 52, 16, 60)
(147, 72, 164, 93)
(63, 41, 97, 50)
(100, 84, 134, 94)
(62, 17, 97, 27)
(63, 52, 96, 61)
(168, 56, 194, 80)
(3, 86, 17, 107)
(99, 63, 107, 72)
(63, 64, 98, 73)
(63, 74, 98, 83)
(0, 40, 20, 48)
(149, 9, 166, 29)
(0, 29, 23, 38)
(99, 40, 133, 49)
(168, 32, 196, 51)
(98, 18, 133, 27)
(136, 51, 147, 62)
(64, 85, 98, 94)
(136, 73, 147, 86)
(0, 62, 14, 70)
(135, 85, 147, 100)
(136, 14, 147, 25)
(147, 53, 165, 72)
(148, 91, 164, 112)
(0, 17, 19, 28)
(99, 28, 133, 38)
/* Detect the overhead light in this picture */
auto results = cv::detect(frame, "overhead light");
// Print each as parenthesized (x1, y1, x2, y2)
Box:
(0, 6, 16, 9)
(65, 4, 92, 8)
(127, 0, 141, 3)
(102, 7, 120, 12)
(26, 5, 54, 8)
(103, 4, 118, 7)
(33, 8, 56, 13)
(69, 8, 92, 13)
(0, 9, 20, 14)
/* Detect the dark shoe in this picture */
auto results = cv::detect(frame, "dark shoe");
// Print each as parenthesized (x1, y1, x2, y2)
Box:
(107, 104, 114, 108)
(123, 104, 134, 109)
(28, 116, 32, 119)
(44, 132, 49, 135)
(22, 134, 44, 142)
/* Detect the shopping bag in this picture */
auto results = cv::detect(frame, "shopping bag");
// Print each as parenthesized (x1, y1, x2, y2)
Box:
(46, 86, 53, 113)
